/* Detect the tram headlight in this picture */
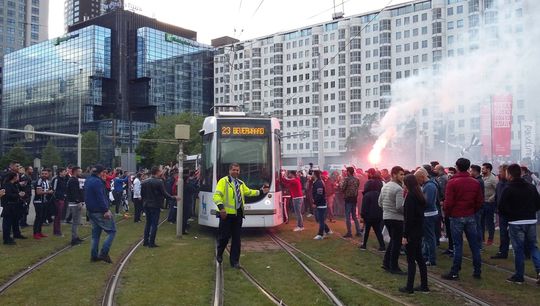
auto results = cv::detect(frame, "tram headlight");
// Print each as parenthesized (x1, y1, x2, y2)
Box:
(264, 199, 271, 206)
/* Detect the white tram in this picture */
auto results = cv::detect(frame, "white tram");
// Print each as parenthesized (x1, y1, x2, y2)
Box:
(197, 112, 284, 228)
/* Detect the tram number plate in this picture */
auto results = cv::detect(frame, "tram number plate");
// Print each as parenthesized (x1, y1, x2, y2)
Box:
(221, 126, 266, 136)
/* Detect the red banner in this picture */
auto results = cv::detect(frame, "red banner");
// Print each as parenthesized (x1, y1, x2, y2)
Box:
(480, 105, 492, 159)
(491, 95, 513, 157)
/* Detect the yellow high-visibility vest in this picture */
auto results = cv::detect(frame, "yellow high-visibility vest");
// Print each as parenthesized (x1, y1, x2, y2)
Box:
(213, 176, 260, 215)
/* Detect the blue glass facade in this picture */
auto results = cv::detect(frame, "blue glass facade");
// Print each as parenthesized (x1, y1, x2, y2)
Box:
(137, 27, 214, 116)
(1, 15, 214, 166)
(1, 25, 111, 159)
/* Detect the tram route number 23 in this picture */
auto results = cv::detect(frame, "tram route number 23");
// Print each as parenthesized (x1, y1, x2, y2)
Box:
(221, 126, 266, 136)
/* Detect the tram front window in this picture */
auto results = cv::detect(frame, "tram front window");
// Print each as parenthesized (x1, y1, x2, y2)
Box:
(218, 137, 271, 191)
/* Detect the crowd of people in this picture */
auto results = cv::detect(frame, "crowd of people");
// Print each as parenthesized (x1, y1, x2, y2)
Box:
(279, 159, 540, 293)
(0, 160, 198, 264)
(3, 156, 540, 293)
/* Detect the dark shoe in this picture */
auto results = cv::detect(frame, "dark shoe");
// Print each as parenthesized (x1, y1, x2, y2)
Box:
(381, 265, 391, 272)
(342, 233, 352, 238)
(490, 253, 508, 259)
(507, 275, 524, 284)
(3, 240, 16, 245)
(359, 245, 367, 251)
(390, 269, 407, 275)
(473, 273, 481, 279)
(182, 231, 189, 235)
(378, 246, 386, 252)
(98, 254, 113, 264)
(14, 235, 27, 239)
(441, 249, 453, 255)
(143, 241, 149, 247)
(71, 240, 82, 246)
(414, 286, 430, 293)
(441, 272, 459, 281)
(231, 263, 241, 269)
(148, 244, 159, 248)
(356, 232, 362, 237)
(90, 257, 100, 262)
(398, 287, 414, 294)
(425, 261, 436, 267)
(76, 237, 84, 242)
(216, 254, 223, 264)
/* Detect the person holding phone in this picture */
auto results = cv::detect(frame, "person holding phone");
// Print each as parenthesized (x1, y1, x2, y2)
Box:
(214, 163, 270, 268)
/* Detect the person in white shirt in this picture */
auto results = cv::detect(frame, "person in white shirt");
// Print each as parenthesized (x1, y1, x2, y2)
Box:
(132, 172, 143, 222)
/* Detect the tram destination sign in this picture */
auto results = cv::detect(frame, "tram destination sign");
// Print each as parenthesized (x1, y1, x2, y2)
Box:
(220, 126, 267, 137)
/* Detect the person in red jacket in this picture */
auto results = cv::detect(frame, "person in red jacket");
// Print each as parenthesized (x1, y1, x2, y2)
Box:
(442, 158, 483, 281)
(282, 170, 304, 231)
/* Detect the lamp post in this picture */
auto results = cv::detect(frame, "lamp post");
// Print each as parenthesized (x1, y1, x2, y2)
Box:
(174, 124, 190, 238)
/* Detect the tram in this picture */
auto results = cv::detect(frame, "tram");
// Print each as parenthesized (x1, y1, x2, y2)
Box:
(197, 112, 284, 228)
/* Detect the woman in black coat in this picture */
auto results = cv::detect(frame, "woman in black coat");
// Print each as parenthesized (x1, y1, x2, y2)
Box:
(2, 172, 26, 245)
(400, 174, 429, 294)
(360, 171, 385, 251)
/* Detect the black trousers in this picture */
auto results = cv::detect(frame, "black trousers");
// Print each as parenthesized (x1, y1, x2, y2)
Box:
(3, 213, 19, 242)
(405, 237, 428, 290)
(383, 219, 404, 270)
(363, 219, 385, 249)
(217, 214, 243, 265)
(133, 198, 143, 222)
(33, 202, 46, 234)
(113, 191, 122, 214)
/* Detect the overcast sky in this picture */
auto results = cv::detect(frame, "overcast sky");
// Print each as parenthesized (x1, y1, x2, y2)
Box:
(49, 0, 410, 44)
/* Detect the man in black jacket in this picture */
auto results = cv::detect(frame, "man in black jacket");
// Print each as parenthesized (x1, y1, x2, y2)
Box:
(66, 167, 85, 245)
(141, 166, 179, 247)
(499, 164, 540, 284)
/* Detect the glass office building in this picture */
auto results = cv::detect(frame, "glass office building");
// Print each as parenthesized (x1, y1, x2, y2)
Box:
(137, 27, 214, 116)
(1, 11, 214, 165)
(1, 25, 111, 159)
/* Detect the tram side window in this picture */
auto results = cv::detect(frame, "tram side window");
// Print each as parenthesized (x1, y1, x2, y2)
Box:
(200, 134, 214, 192)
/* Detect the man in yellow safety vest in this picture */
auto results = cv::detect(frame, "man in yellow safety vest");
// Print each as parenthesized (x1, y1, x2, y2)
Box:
(214, 163, 269, 268)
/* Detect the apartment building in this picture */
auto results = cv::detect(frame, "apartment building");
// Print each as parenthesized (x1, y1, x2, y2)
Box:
(214, 0, 531, 168)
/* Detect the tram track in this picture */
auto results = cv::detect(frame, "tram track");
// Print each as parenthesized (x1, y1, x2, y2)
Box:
(0, 217, 128, 295)
(213, 240, 224, 306)
(458, 251, 538, 283)
(336, 231, 491, 306)
(222, 245, 285, 306)
(102, 218, 167, 306)
(269, 232, 411, 306)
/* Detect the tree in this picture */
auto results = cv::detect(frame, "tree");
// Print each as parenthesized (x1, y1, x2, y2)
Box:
(0, 143, 32, 169)
(345, 113, 378, 153)
(82, 131, 99, 169)
(136, 113, 205, 168)
(41, 140, 64, 168)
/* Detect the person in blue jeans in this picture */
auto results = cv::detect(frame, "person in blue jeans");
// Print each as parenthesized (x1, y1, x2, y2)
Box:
(498, 163, 540, 284)
(85, 165, 116, 263)
(442, 158, 483, 280)
(312, 170, 331, 240)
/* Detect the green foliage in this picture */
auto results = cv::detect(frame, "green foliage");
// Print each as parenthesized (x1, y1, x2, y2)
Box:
(41, 140, 64, 168)
(136, 113, 204, 168)
(81, 131, 99, 168)
(0, 143, 32, 169)
(345, 113, 378, 153)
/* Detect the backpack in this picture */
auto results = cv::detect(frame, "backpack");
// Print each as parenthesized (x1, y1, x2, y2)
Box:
(342, 176, 359, 198)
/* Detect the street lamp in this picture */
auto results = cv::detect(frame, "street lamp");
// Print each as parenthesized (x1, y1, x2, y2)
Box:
(63, 60, 84, 167)
(174, 124, 190, 238)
